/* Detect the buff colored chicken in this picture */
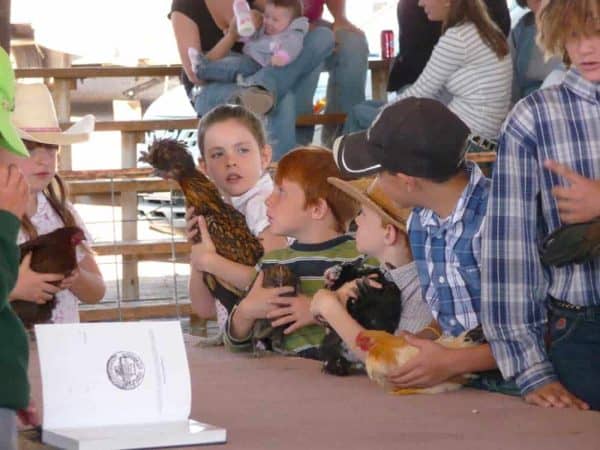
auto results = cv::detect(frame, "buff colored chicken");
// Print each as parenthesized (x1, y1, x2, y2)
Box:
(356, 328, 484, 394)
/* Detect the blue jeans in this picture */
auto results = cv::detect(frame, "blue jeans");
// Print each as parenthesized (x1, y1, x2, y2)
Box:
(244, 27, 335, 102)
(548, 300, 600, 410)
(193, 27, 334, 160)
(295, 27, 369, 146)
(342, 100, 384, 135)
(195, 52, 261, 83)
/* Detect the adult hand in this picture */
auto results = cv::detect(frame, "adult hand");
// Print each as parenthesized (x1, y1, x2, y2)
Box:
(267, 292, 316, 334)
(544, 159, 600, 223)
(10, 253, 63, 303)
(524, 381, 590, 410)
(0, 164, 29, 219)
(190, 216, 218, 272)
(227, 16, 240, 41)
(237, 271, 295, 321)
(386, 333, 456, 388)
(332, 17, 364, 36)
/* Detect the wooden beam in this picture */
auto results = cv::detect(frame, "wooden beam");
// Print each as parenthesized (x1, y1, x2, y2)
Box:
(80, 301, 192, 322)
(92, 240, 190, 257)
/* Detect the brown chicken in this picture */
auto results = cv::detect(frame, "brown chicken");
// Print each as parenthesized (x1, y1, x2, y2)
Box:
(12, 226, 85, 329)
(356, 328, 484, 394)
(139, 139, 264, 312)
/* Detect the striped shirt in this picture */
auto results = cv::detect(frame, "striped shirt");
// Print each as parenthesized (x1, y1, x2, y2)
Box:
(225, 234, 365, 354)
(396, 23, 512, 139)
(409, 162, 489, 336)
(384, 262, 434, 334)
(481, 69, 600, 395)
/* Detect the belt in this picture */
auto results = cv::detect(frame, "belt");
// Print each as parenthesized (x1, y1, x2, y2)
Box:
(549, 297, 600, 318)
(550, 298, 585, 311)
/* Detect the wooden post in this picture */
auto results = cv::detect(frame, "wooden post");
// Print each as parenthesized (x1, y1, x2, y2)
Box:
(120, 131, 143, 301)
(45, 49, 73, 170)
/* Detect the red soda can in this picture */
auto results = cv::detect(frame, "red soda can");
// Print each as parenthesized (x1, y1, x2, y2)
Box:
(380, 30, 395, 59)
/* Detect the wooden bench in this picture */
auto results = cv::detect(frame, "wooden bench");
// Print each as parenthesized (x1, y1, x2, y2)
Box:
(80, 300, 193, 322)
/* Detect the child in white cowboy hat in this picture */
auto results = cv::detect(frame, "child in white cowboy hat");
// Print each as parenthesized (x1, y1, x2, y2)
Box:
(0, 47, 37, 450)
(2, 83, 105, 324)
(310, 176, 435, 361)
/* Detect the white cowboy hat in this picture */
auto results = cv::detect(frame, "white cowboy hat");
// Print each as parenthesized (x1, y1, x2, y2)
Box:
(12, 83, 95, 145)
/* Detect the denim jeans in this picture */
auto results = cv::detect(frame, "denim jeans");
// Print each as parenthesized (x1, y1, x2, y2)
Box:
(193, 27, 334, 160)
(548, 300, 600, 411)
(196, 52, 261, 83)
(0, 408, 17, 450)
(295, 26, 369, 146)
(342, 100, 384, 135)
(244, 26, 335, 102)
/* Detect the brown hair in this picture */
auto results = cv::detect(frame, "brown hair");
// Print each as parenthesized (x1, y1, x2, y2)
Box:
(275, 147, 359, 233)
(21, 174, 77, 239)
(537, 0, 600, 64)
(444, 0, 509, 58)
(197, 104, 268, 158)
(266, 0, 303, 19)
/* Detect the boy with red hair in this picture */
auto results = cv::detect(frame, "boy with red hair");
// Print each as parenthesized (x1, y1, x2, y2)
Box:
(225, 147, 364, 358)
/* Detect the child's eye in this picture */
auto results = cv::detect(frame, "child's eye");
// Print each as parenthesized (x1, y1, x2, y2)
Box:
(210, 151, 223, 159)
(238, 147, 250, 154)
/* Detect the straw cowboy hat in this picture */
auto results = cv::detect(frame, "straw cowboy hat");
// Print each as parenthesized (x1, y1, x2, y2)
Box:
(13, 83, 94, 145)
(328, 176, 410, 232)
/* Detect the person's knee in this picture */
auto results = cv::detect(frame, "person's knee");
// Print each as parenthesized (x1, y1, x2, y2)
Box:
(305, 26, 335, 55)
(334, 29, 369, 59)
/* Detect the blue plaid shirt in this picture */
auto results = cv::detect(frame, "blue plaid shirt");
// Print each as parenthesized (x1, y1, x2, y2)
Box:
(481, 68, 600, 395)
(409, 162, 489, 337)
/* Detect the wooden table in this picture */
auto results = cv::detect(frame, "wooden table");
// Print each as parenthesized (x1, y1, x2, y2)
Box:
(26, 339, 600, 450)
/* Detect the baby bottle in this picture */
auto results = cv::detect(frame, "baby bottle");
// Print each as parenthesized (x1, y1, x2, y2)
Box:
(233, 0, 256, 38)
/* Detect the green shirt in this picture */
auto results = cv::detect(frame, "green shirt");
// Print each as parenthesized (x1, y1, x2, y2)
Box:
(226, 235, 369, 354)
(0, 210, 30, 410)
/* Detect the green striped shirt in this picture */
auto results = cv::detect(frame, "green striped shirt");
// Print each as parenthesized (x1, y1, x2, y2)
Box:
(226, 234, 369, 355)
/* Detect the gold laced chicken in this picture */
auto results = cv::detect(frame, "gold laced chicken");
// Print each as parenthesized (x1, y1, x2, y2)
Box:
(139, 139, 264, 311)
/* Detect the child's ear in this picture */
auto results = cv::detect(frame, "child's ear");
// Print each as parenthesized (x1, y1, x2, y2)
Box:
(261, 145, 273, 170)
(383, 223, 397, 246)
(310, 198, 329, 220)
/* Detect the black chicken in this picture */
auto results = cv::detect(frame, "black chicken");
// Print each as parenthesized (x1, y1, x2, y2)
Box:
(12, 226, 85, 329)
(320, 259, 402, 376)
(139, 139, 265, 312)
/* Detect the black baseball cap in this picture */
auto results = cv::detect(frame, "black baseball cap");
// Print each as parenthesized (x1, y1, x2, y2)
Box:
(333, 97, 470, 179)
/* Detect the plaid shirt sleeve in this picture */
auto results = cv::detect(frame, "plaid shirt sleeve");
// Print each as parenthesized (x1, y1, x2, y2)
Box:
(481, 99, 557, 395)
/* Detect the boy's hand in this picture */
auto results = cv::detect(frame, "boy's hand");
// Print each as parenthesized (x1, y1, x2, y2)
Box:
(524, 381, 590, 410)
(337, 276, 382, 306)
(190, 216, 217, 272)
(544, 159, 600, 223)
(0, 164, 29, 219)
(237, 271, 295, 321)
(185, 207, 198, 242)
(386, 334, 456, 388)
(267, 292, 316, 334)
(10, 253, 63, 303)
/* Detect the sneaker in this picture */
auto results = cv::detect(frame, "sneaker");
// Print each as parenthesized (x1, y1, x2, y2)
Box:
(232, 86, 274, 116)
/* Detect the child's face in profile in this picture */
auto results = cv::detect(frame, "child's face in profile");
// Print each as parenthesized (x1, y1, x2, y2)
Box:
(0, 140, 57, 193)
(263, 4, 294, 35)
(566, 32, 600, 82)
(200, 118, 271, 198)
(265, 178, 311, 237)
(354, 205, 387, 256)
